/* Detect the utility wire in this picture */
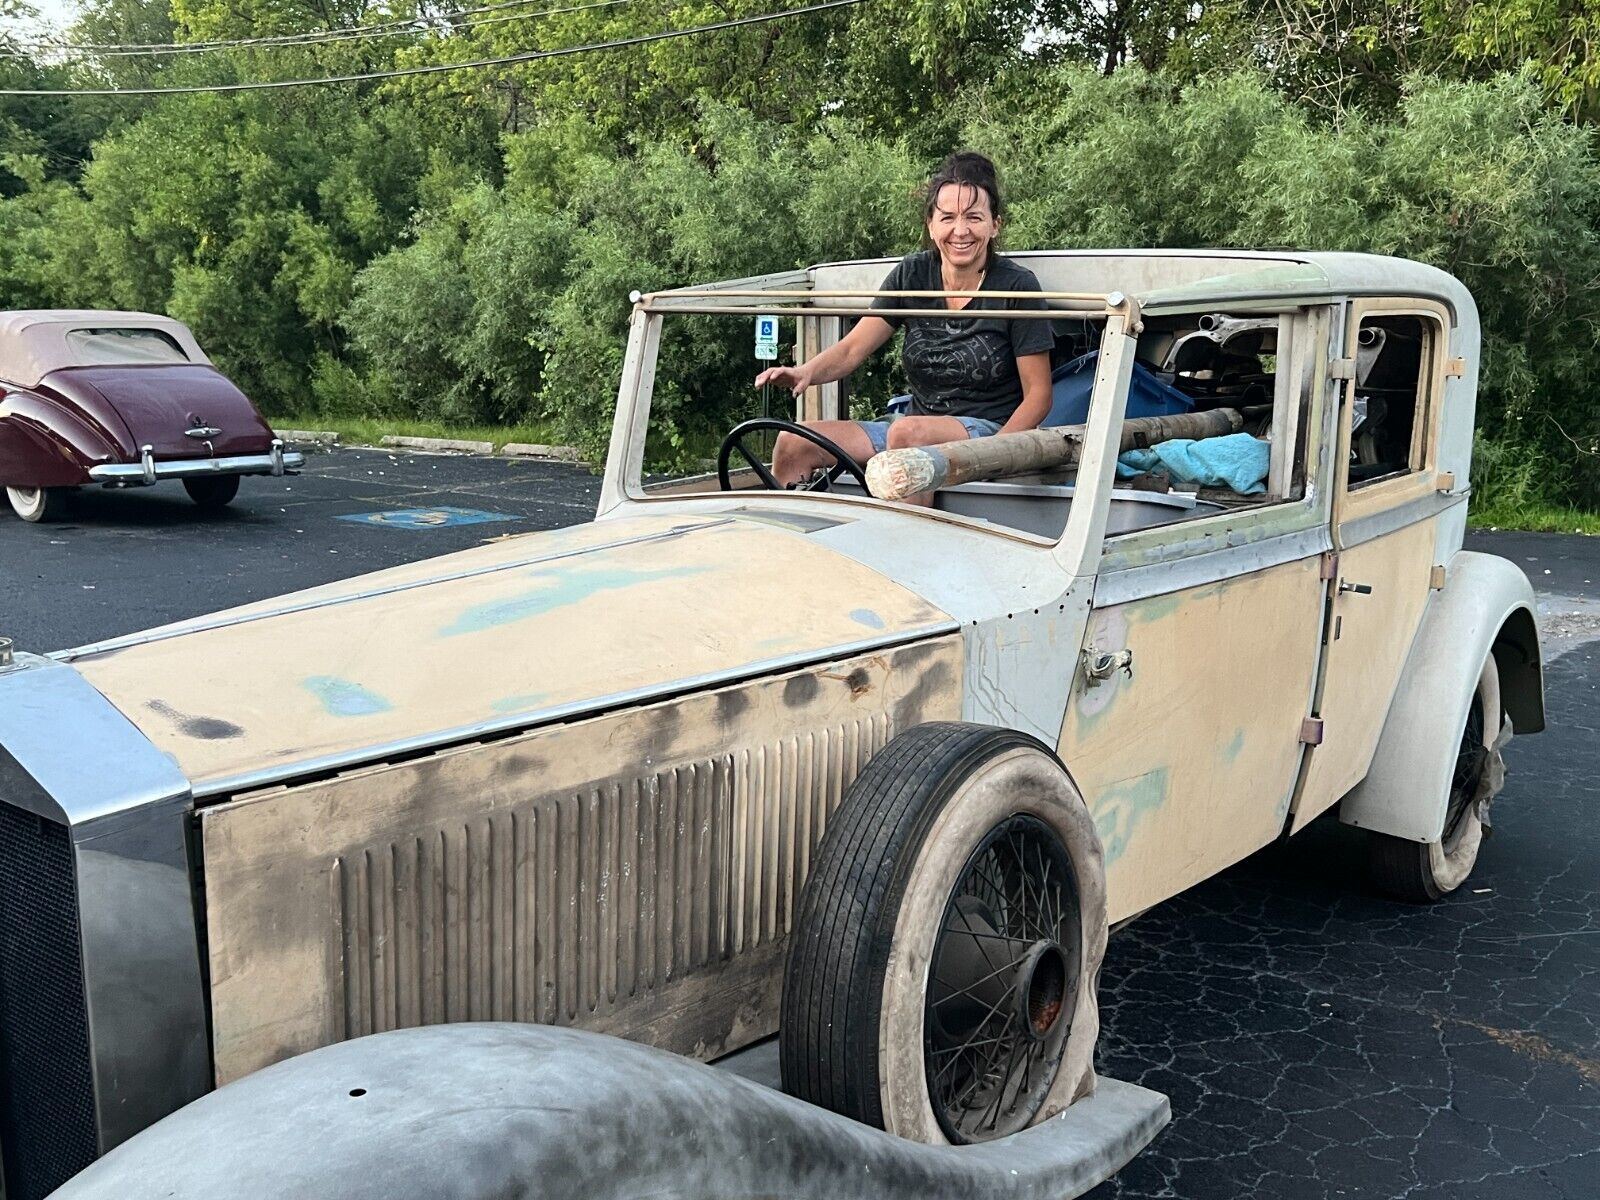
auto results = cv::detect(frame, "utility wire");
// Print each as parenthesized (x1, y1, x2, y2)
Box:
(0, 0, 867, 95)
(2, 0, 629, 58)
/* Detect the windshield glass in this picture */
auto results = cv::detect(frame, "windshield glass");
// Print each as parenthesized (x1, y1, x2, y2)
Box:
(640, 311, 905, 493)
(66, 327, 190, 367)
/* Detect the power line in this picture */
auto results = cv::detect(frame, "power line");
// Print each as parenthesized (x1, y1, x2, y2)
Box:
(2, 0, 629, 59)
(0, 0, 867, 95)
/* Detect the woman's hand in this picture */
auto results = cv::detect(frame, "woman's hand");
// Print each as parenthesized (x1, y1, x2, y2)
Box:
(755, 363, 816, 396)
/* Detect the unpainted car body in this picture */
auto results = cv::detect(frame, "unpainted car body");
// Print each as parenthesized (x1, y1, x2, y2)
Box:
(0, 310, 303, 521)
(0, 251, 1543, 1200)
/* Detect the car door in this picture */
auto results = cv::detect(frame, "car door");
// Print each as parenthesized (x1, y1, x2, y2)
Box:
(1287, 299, 1452, 831)
(1058, 306, 1335, 923)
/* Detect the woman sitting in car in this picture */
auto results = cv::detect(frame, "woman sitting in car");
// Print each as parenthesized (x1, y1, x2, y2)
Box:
(756, 151, 1054, 494)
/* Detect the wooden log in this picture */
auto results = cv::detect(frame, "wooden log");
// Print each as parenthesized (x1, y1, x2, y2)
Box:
(864, 409, 1246, 501)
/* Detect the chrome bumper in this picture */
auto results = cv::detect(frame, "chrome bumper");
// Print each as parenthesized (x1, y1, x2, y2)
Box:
(89, 439, 305, 486)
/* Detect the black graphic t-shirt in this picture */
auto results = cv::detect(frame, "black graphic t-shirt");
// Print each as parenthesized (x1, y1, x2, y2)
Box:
(870, 251, 1054, 423)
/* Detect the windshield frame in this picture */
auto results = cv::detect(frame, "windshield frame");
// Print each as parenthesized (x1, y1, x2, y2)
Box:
(597, 278, 1142, 582)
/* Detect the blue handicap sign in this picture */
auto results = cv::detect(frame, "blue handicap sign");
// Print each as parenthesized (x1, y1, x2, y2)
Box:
(337, 507, 521, 530)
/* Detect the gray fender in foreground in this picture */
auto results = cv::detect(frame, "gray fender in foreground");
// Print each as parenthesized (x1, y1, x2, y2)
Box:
(53, 1024, 1169, 1200)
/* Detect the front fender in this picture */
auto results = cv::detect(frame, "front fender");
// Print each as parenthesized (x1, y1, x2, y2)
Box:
(51, 1024, 1170, 1200)
(1339, 550, 1543, 844)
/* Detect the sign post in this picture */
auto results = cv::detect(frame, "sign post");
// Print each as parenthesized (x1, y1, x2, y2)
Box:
(755, 315, 779, 424)
(754, 315, 779, 361)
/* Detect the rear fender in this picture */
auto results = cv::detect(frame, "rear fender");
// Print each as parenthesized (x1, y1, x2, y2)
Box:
(0, 391, 116, 487)
(1339, 550, 1544, 843)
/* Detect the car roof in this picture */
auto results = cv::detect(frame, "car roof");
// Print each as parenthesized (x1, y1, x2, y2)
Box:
(801, 249, 1475, 320)
(0, 309, 211, 389)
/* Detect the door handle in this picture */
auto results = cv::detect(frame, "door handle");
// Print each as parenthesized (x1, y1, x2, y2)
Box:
(1082, 646, 1134, 686)
(1338, 580, 1373, 596)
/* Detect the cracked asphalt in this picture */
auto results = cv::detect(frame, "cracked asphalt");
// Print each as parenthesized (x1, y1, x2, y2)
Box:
(2, 447, 1596, 1198)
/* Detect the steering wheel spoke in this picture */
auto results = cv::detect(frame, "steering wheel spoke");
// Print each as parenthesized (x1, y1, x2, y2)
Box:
(717, 418, 869, 492)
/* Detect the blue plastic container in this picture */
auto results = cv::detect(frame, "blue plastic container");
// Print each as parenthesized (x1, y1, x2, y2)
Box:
(1044, 351, 1193, 427)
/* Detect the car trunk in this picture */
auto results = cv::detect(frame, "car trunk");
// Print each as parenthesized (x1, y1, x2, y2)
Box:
(41, 365, 274, 459)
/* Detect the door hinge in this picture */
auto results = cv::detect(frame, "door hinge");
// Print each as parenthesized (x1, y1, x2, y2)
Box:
(1436, 471, 1457, 493)
(1430, 564, 1448, 590)
(1319, 551, 1340, 581)
(1328, 357, 1356, 381)
(1299, 717, 1325, 746)
(1444, 357, 1467, 378)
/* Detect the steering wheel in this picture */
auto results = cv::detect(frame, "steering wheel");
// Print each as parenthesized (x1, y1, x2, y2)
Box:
(716, 418, 870, 492)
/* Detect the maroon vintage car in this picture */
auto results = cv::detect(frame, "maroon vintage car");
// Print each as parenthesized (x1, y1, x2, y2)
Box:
(0, 310, 304, 522)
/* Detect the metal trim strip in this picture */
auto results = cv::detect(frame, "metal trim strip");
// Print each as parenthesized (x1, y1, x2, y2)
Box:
(1093, 524, 1333, 607)
(1338, 490, 1466, 549)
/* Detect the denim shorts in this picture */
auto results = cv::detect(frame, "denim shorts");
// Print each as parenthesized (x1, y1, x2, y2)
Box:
(856, 414, 1004, 455)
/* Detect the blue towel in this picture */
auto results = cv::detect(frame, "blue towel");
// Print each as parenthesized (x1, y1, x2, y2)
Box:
(1116, 433, 1270, 495)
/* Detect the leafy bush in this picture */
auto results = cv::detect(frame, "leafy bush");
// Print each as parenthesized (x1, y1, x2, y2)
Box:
(6, 53, 1600, 505)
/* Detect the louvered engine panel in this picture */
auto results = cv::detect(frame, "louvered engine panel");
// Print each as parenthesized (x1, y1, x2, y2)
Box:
(202, 638, 961, 1083)
(333, 720, 889, 1040)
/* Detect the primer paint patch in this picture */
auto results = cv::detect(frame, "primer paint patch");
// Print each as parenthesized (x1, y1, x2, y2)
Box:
(440, 564, 712, 637)
(337, 507, 521, 530)
(1092, 767, 1170, 865)
(849, 608, 886, 630)
(304, 676, 394, 717)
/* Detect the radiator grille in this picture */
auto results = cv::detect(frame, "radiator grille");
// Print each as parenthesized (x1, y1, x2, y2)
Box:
(336, 716, 892, 1038)
(0, 803, 97, 1200)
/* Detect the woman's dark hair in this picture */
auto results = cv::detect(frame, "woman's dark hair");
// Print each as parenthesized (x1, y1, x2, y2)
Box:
(921, 151, 1005, 263)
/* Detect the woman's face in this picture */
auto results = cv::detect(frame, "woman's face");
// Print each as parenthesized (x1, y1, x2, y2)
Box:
(927, 183, 999, 274)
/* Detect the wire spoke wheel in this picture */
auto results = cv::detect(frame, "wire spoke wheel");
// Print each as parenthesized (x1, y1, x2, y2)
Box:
(779, 723, 1107, 1145)
(1441, 691, 1486, 852)
(925, 814, 1080, 1142)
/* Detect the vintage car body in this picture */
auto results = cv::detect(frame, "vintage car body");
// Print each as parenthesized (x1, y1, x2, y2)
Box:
(0, 310, 303, 521)
(0, 251, 1543, 1200)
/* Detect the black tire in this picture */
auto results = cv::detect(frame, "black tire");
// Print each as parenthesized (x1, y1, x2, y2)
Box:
(183, 475, 241, 510)
(779, 721, 1107, 1145)
(6, 485, 67, 523)
(1370, 655, 1503, 903)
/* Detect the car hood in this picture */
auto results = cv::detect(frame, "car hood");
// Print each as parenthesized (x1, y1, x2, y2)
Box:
(68, 513, 957, 796)
(42, 365, 274, 458)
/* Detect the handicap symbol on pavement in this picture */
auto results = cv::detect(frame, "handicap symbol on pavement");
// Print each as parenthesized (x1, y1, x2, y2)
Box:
(337, 507, 522, 530)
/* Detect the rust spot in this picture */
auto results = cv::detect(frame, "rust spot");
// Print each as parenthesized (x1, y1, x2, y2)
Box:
(147, 698, 245, 741)
(782, 675, 819, 707)
(818, 669, 873, 698)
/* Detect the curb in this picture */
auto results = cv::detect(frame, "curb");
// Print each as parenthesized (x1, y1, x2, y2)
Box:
(381, 435, 495, 455)
(502, 442, 581, 461)
(277, 429, 340, 443)
(278, 431, 585, 461)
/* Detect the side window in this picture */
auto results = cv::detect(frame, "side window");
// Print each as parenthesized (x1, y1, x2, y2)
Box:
(1348, 314, 1436, 488)
(1124, 309, 1305, 507)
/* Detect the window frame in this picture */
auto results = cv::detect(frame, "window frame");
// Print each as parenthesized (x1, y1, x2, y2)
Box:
(1334, 298, 1451, 535)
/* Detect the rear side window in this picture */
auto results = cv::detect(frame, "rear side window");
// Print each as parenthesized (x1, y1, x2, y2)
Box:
(65, 327, 189, 366)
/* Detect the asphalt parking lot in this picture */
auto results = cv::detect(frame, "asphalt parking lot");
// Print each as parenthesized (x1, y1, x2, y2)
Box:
(2, 447, 1597, 1199)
